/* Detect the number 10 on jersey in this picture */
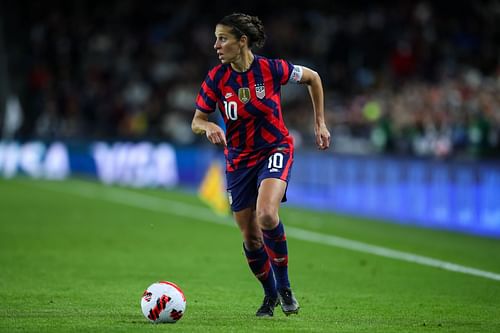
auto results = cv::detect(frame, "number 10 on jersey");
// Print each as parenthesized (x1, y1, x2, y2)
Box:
(223, 101, 238, 120)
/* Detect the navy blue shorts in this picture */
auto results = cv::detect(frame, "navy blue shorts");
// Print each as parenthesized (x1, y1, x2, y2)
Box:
(226, 149, 293, 212)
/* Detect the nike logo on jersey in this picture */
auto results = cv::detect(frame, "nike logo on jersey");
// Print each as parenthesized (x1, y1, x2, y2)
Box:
(225, 92, 233, 99)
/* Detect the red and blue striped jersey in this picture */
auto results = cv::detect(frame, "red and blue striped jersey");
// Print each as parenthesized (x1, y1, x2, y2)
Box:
(196, 55, 295, 171)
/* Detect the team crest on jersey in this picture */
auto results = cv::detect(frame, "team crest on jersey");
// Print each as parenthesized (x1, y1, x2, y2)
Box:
(238, 88, 250, 103)
(255, 84, 265, 99)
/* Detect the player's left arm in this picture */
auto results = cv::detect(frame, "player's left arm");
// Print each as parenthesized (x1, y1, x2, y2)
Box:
(295, 66, 331, 150)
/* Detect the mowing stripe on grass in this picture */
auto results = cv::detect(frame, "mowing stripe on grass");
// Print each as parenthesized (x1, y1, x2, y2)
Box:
(30, 180, 500, 282)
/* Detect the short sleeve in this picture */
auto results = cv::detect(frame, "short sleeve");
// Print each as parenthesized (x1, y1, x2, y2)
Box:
(195, 71, 218, 113)
(270, 59, 295, 85)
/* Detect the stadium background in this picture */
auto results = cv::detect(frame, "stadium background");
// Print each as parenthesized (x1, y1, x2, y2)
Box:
(0, 1, 499, 236)
(1, 2, 500, 332)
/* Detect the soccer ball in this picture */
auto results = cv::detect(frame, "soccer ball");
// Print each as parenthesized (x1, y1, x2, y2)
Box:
(141, 281, 186, 323)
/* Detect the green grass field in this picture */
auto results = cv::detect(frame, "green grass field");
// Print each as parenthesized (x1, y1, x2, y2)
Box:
(1, 178, 499, 332)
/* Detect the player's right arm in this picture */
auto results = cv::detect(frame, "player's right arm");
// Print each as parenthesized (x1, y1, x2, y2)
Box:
(191, 109, 227, 147)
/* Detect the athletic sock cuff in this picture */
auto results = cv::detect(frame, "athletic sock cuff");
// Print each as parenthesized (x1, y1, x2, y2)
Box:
(243, 244, 267, 258)
(262, 221, 285, 239)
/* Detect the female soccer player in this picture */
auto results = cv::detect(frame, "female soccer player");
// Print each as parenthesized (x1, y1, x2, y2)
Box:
(192, 13, 331, 317)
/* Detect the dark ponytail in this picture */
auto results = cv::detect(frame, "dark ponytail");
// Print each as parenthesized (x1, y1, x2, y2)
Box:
(218, 13, 266, 49)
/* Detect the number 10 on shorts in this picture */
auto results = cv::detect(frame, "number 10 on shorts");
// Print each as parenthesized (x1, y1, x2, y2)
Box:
(268, 152, 283, 171)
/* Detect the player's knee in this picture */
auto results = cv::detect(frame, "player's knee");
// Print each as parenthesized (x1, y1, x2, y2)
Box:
(256, 207, 279, 229)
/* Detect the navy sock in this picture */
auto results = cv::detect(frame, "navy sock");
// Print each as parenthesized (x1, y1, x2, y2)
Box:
(262, 221, 290, 290)
(243, 244, 277, 298)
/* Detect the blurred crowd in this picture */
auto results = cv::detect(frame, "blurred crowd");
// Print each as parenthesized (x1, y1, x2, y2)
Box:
(2, 0, 500, 159)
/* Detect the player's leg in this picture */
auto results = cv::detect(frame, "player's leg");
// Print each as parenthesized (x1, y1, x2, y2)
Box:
(256, 179, 289, 288)
(233, 207, 279, 316)
(226, 162, 278, 317)
(257, 178, 300, 315)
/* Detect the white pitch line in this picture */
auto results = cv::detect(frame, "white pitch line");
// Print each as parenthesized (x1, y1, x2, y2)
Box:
(284, 227, 500, 281)
(31, 180, 500, 282)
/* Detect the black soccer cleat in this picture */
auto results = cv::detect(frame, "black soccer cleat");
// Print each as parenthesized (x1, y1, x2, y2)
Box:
(255, 295, 279, 317)
(278, 288, 300, 315)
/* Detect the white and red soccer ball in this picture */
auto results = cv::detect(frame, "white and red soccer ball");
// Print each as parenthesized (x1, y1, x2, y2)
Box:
(141, 281, 186, 323)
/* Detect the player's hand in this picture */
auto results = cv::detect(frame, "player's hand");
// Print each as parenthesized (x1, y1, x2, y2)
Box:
(205, 123, 227, 147)
(315, 123, 331, 150)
